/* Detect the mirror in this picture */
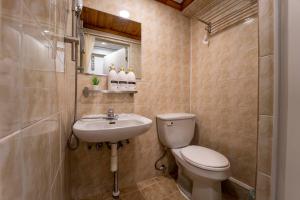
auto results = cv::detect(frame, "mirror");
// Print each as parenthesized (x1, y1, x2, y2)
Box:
(87, 38, 129, 75)
(80, 7, 142, 78)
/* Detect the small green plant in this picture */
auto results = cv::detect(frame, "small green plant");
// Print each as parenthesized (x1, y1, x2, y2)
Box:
(91, 76, 100, 86)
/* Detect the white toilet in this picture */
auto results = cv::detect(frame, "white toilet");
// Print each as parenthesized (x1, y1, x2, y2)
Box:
(156, 113, 231, 200)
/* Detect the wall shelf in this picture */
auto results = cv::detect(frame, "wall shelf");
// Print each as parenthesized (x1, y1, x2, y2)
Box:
(82, 87, 137, 97)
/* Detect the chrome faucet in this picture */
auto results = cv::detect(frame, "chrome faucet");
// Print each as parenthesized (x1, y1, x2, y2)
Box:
(106, 108, 118, 120)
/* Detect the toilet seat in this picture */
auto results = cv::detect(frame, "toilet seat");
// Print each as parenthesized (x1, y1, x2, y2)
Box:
(180, 145, 230, 171)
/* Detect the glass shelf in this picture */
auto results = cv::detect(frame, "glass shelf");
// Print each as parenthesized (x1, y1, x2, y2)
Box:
(82, 87, 137, 97)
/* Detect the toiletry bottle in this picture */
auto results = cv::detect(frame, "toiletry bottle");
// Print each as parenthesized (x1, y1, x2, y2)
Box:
(108, 65, 118, 91)
(118, 67, 127, 91)
(127, 67, 136, 91)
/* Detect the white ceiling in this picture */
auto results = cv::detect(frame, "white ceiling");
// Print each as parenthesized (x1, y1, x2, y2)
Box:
(94, 39, 125, 51)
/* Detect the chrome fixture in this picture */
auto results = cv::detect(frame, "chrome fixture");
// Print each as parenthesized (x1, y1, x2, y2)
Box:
(74, 0, 83, 15)
(107, 108, 114, 118)
(80, 108, 119, 121)
(192, 0, 258, 35)
(198, 19, 211, 45)
(66, 0, 84, 151)
(105, 108, 119, 120)
(64, 35, 80, 151)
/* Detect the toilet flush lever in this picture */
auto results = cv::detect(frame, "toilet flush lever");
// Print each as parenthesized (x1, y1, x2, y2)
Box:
(167, 121, 174, 126)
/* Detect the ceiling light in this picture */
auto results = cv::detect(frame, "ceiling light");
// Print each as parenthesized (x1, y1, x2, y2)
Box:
(101, 42, 106, 45)
(119, 10, 130, 19)
(244, 17, 255, 24)
(43, 30, 50, 33)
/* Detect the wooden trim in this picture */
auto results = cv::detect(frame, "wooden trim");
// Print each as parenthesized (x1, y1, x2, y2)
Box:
(155, 0, 182, 10)
(83, 24, 141, 41)
(155, 0, 194, 11)
(181, 0, 194, 10)
(81, 7, 141, 41)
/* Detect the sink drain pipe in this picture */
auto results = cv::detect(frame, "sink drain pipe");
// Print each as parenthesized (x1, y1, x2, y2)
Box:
(111, 143, 120, 199)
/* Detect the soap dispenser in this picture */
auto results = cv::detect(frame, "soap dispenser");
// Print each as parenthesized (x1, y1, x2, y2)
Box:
(118, 67, 127, 91)
(108, 64, 118, 91)
(127, 67, 136, 91)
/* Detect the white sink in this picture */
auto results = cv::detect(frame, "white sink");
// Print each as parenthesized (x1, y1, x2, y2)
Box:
(73, 114, 152, 143)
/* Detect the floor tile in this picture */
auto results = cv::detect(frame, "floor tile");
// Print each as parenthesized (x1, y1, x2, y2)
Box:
(78, 176, 237, 200)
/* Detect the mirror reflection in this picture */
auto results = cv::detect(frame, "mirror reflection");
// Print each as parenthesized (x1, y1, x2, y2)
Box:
(80, 7, 142, 78)
(85, 38, 129, 75)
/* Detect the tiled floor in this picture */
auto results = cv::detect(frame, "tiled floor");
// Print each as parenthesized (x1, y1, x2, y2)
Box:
(80, 176, 236, 200)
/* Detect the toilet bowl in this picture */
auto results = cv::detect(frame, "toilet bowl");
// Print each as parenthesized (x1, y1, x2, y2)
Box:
(156, 113, 231, 200)
(172, 146, 231, 200)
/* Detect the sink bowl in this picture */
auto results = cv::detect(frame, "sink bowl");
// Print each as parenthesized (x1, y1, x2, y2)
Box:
(73, 114, 152, 143)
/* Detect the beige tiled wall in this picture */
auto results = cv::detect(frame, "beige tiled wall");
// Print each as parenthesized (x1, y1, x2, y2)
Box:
(256, 0, 274, 199)
(0, 0, 73, 199)
(190, 18, 259, 188)
(0, 0, 274, 199)
(71, 0, 191, 199)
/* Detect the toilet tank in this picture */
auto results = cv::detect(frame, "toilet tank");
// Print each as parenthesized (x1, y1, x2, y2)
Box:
(156, 113, 196, 149)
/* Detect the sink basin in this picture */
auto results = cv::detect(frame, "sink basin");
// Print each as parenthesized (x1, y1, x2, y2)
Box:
(73, 114, 152, 143)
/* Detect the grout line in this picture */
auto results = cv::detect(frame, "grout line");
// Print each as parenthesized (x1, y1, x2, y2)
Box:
(259, 53, 274, 58)
(189, 19, 193, 113)
(0, 130, 21, 143)
(21, 112, 61, 131)
(259, 114, 274, 117)
(258, 171, 271, 178)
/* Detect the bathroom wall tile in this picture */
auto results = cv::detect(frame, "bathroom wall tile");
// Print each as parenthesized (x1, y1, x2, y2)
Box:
(191, 18, 258, 187)
(51, 167, 63, 200)
(23, 0, 54, 31)
(0, 17, 22, 138)
(22, 117, 52, 200)
(0, 132, 23, 200)
(57, 73, 66, 110)
(21, 87, 58, 127)
(259, 55, 274, 115)
(0, 0, 22, 18)
(55, 0, 68, 36)
(256, 172, 271, 200)
(259, 0, 274, 56)
(64, 44, 76, 77)
(50, 114, 61, 185)
(21, 12, 59, 127)
(221, 180, 249, 200)
(55, 44, 65, 73)
(258, 115, 273, 175)
(65, 2, 73, 36)
(22, 25, 55, 72)
(1, 0, 70, 199)
(22, 69, 56, 88)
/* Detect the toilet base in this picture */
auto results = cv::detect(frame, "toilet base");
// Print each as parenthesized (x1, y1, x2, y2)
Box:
(177, 172, 222, 200)
(177, 165, 222, 200)
(191, 178, 221, 200)
(177, 183, 191, 200)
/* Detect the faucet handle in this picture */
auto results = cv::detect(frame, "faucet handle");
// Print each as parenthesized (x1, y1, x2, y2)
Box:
(107, 108, 114, 117)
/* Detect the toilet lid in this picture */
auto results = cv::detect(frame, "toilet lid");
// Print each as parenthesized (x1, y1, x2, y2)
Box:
(156, 113, 195, 120)
(180, 145, 229, 170)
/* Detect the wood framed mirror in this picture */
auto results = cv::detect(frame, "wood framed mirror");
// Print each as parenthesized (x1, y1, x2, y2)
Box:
(80, 7, 142, 78)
